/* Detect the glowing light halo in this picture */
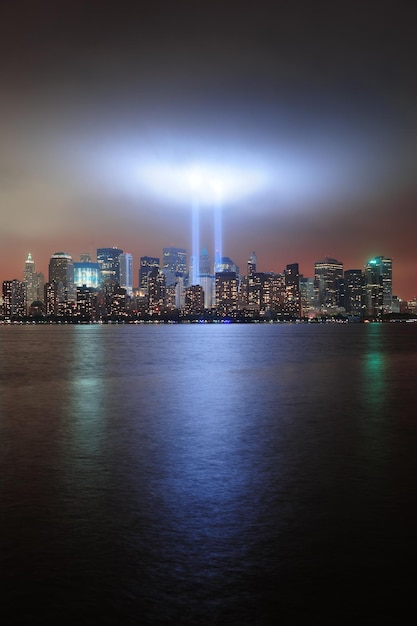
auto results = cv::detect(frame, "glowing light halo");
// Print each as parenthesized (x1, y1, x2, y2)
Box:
(137, 160, 269, 206)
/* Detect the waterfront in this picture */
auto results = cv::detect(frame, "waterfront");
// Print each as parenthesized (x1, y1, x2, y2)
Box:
(1, 324, 416, 624)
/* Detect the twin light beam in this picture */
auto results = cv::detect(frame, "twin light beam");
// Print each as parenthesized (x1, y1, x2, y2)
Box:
(138, 160, 268, 284)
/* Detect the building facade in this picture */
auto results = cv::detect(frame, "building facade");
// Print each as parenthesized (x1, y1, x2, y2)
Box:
(139, 256, 160, 294)
(162, 247, 187, 286)
(97, 247, 123, 285)
(2, 280, 26, 318)
(364, 256, 392, 317)
(314, 257, 344, 310)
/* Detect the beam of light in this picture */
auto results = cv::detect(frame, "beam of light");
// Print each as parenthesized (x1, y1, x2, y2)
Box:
(191, 197, 200, 286)
(213, 182, 222, 273)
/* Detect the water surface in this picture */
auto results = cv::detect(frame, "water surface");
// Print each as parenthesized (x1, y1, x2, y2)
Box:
(1, 324, 416, 624)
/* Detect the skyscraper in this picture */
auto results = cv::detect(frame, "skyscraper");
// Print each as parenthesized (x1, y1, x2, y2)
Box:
(247, 251, 258, 307)
(299, 276, 315, 317)
(364, 256, 392, 317)
(74, 262, 101, 289)
(147, 267, 166, 314)
(184, 285, 204, 315)
(199, 246, 210, 275)
(24, 253, 37, 312)
(248, 251, 257, 276)
(216, 257, 239, 274)
(344, 269, 365, 316)
(2, 279, 26, 318)
(314, 257, 344, 309)
(284, 263, 301, 317)
(162, 247, 187, 286)
(119, 253, 133, 295)
(48, 252, 75, 302)
(139, 256, 160, 293)
(97, 247, 123, 284)
(215, 271, 238, 315)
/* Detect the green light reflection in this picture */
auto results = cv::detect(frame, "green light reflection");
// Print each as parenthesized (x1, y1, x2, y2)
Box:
(362, 325, 386, 412)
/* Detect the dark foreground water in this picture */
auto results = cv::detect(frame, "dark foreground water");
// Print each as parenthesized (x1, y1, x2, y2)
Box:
(1, 323, 417, 624)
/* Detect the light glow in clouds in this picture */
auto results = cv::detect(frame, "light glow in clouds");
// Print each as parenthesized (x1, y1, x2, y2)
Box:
(138, 160, 269, 284)
(137, 161, 269, 206)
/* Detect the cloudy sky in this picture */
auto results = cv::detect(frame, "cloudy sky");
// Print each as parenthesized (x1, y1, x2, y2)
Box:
(1, 0, 417, 298)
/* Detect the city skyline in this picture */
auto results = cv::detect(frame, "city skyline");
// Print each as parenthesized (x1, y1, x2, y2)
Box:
(0, 244, 405, 301)
(1, 2, 417, 299)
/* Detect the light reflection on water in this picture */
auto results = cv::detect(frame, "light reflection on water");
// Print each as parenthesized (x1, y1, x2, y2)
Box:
(1, 324, 417, 624)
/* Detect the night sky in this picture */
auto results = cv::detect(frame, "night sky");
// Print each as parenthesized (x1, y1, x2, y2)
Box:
(1, 1, 417, 298)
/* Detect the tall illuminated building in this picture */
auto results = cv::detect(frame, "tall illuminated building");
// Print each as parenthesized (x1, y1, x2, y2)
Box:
(215, 271, 238, 315)
(184, 285, 204, 316)
(364, 256, 392, 317)
(147, 267, 166, 314)
(48, 252, 75, 302)
(344, 269, 365, 316)
(74, 261, 100, 289)
(162, 247, 187, 286)
(24, 253, 38, 312)
(299, 276, 315, 317)
(216, 256, 239, 274)
(36, 272, 45, 302)
(97, 247, 123, 284)
(247, 251, 258, 307)
(119, 253, 133, 295)
(284, 263, 301, 317)
(314, 257, 343, 309)
(2, 279, 26, 318)
(139, 256, 160, 293)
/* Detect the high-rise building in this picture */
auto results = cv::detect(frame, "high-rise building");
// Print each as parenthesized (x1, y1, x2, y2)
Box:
(24, 253, 38, 312)
(97, 247, 123, 284)
(199, 246, 210, 275)
(364, 256, 392, 317)
(139, 256, 160, 294)
(314, 257, 344, 309)
(216, 257, 239, 274)
(248, 251, 257, 275)
(344, 269, 365, 316)
(184, 285, 204, 315)
(74, 262, 101, 289)
(162, 247, 187, 286)
(284, 263, 301, 317)
(269, 272, 286, 313)
(36, 272, 45, 303)
(48, 252, 75, 302)
(2, 280, 26, 318)
(299, 276, 315, 317)
(119, 253, 133, 295)
(199, 273, 214, 309)
(247, 272, 270, 311)
(147, 267, 166, 314)
(247, 251, 258, 307)
(215, 271, 238, 315)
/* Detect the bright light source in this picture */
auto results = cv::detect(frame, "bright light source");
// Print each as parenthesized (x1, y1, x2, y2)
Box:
(137, 160, 269, 206)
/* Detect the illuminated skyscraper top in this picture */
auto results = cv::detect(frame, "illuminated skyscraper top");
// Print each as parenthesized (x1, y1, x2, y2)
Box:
(365, 256, 392, 316)
(48, 252, 75, 302)
(314, 257, 343, 309)
(248, 251, 257, 276)
(24, 252, 37, 310)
